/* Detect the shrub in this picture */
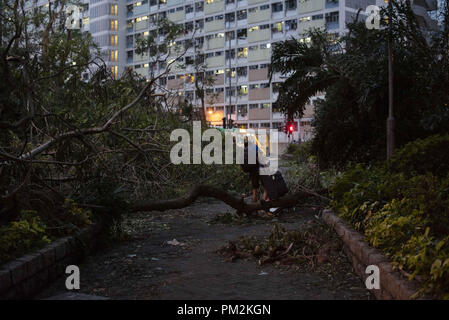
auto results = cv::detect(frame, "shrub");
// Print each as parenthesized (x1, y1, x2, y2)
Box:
(285, 143, 300, 155)
(387, 134, 449, 177)
(0, 211, 51, 265)
(330, 135, 449, 298)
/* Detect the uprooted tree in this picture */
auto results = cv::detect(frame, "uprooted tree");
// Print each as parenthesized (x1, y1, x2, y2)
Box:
(0, 0, 323, 233)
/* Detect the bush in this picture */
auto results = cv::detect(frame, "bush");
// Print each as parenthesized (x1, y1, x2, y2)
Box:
(286, 143, 300, 155)
(0, 211, 51, 265)
(330, 135, 449, 298)
(387, 134, 449, 177)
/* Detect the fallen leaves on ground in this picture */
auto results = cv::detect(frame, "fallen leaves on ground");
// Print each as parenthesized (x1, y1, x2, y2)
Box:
(217, 220, 349, 275)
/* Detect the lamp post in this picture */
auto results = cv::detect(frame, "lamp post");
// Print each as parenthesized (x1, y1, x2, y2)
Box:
(386, 0, 395, 159)
(227, 33, 232, 128)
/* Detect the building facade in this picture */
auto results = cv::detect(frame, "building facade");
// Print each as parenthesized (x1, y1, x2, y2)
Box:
(25, 0, 438, 143)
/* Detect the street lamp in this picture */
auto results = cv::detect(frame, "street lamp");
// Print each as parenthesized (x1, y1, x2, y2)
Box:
(386, 0, 395, 159)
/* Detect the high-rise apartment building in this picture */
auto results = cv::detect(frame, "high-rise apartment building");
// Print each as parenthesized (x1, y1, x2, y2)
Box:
(121, 0, 380, 142)
(25, 0, 438, 143)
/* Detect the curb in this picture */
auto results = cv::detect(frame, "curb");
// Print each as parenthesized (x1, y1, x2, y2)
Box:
(0, 223, 101, 299)
(322, 209, 421, 300)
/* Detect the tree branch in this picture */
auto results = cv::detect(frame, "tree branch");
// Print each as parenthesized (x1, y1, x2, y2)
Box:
(131, 185, 319, 214)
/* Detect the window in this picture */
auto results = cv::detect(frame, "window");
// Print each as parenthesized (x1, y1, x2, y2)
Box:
(272, 122, 283, 129)
(272, 22, 283, 33)
(237, 10, 247, 20)
(225, 12, 235, 22)
(260, 4, 270, 10)
(249, 103, 259, 109)
(325, 11, 339, 23)
(225, 49, 236, 59)
(195, 2, 204, 12)
(226, 31, 235, 40)
(237, 47, 248, 58)
(285, 19, 297, 30)
(238, 105, 248, 117)
(249, 123, 259, 129)
(285, 0, 296, 10)
(238, 85, 248, 95)
(237, 28, 247, 38)
(237, 66, 247, 76)
(272, 2, 283, 12)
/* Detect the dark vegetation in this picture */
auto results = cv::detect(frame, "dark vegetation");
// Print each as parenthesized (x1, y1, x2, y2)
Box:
(0, 0, 247, 264)
(270, 1, 449, 298)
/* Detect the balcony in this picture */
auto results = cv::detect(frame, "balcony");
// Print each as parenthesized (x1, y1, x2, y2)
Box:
(298, 0, 324, 14)
(207, 92, 224, 104)
(248, 68, 268, 81)
(169, 61, 185, 73)
(248, 9, 271, 24)
(167, 78, 184, 90)
(248, 107, 270, 120)
(213, 73, 225, 85)
(248, 48, 270, 62)
(249, 87, 270, 100)
(207, 37, 225, 50)
(248, 29, 270, 43)
(134, 52, 149, 62)
(204, 0, 225, 15)
(206, 55, 225, 67)
(168, 10, 185, 23)
(298, 19, 325, 34)
(135, 67, 149, 78)
(248, 0, 268, 5)
(205, 19, 225, 33)
(134, 20, 148, 32)
(167, 0, 183, 6)
(133, 4, 148, 16)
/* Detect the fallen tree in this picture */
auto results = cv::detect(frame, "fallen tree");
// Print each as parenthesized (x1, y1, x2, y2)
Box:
(132, 184, 329, 214)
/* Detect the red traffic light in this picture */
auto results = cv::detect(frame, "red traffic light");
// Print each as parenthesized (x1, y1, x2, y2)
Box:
(289, 125, 293, 133)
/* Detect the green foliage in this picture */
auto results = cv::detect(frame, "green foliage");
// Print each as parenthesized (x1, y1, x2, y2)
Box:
(285, 143, 300, 155)
(387, 134, 449, 177)
(271, 3, 449, 168)
(0, 211, 51, 265)
(330, 136, 449, 298)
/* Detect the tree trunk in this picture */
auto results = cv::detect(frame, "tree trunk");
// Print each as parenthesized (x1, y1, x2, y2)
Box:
(131, 185, 313, 214)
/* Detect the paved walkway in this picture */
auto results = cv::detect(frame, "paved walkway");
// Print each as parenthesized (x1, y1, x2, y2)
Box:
(38, 200, 371, 300)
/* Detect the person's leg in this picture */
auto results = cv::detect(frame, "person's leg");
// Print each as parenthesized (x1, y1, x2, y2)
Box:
(250, 170, 260, 203)
(262, 187, 268, 201)
(252, 188, 259, 203)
